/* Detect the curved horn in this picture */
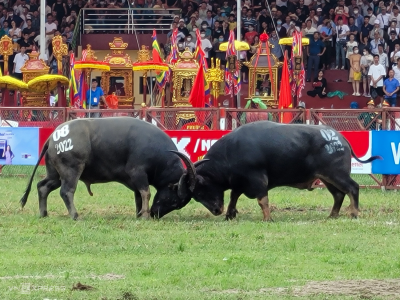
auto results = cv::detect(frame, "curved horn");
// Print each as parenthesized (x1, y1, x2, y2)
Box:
(194, 159, 210, 168)
(169, 150, 197, 191)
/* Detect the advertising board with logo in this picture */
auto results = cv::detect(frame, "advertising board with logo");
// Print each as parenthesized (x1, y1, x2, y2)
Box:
(0, 128, 39, 165)
(10, 127, 400, 175)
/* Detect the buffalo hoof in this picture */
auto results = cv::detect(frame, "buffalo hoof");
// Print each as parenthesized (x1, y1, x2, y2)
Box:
(225, 209, 238, 220)
(39, 211, 48, 218)
(262, 218, 274, 222)
(328, 214, 340, 219)
(72, 213, 79, 220)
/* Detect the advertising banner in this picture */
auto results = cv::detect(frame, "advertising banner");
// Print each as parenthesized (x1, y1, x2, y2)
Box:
(165, 130, 230, 162)
(341, 131, 372, 174)
(0, 128, 39, 166)
(372, 131, 400, 174)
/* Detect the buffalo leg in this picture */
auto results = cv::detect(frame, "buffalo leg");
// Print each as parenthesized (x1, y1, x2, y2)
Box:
(226, 190, 241, 220)
(322, 175, 360, 218)
(139, 188, 151, 219)
(134, 190, 142, 218)
(59, 176, 81, 220)
(321, 180, 346, 218)
(37, 162, 61, 217)
(257, 194, 273, 222)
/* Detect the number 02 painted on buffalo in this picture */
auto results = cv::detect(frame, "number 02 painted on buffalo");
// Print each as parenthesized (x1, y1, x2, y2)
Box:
(53, 125, 70, 142)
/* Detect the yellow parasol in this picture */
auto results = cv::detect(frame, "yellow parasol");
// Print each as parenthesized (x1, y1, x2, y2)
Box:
(0, 75, 28, 106)
(0, 75, 28, 90)
(74, 61, 111, 71)
(27, 74, 69, 92)
(279, 37, 310, 46)
(219, 41, 250, 51)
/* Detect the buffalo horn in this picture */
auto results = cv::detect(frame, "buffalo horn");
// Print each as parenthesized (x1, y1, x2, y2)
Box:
(194, 159, 210, 168)
(169, 150, 197, 192)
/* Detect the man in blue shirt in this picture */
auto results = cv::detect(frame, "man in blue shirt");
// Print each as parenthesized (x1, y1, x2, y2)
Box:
(86, 79, 105, 118)
(307, 32, 325, 82)
(383, 69, 400, 106)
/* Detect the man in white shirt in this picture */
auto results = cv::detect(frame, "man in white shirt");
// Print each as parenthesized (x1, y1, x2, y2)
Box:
(378, 44, 389, 73)
(45, 13, 57, 38)
(368, 54, 387, 104)
(200, 29, 212, 66)
(377, 7, 390, 30)
(13, 46, 29, 80)
(390, 6, 400, 28)
(335, 17, 349, 69)
(390, 43, 400, 66)
(392, 57, 400, 82)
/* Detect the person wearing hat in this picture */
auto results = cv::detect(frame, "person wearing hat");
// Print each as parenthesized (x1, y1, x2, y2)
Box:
(357, 99, 383, 130)
(369, 19, 384, 40)
(383, 69, 400, 106)
(178, 19, 189, 36)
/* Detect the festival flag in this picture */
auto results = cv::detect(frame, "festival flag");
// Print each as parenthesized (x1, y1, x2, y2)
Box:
(69, 53, 80, 108)
(152, 30, 168, 89)
(290, 31, 305, 100)
(278, 51, 293, 124)
(193, 29, 210, 104)
(224, 30, 240, 95)
(188, 64, 207, 123)
(78, 71, 88, 109)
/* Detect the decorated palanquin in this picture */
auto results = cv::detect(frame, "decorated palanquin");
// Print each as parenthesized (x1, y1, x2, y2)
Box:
(101, 37, 134, 108)
(243, 34, 283, 107)
(20, 49, 50, 106)
(169, 49, 200, 124)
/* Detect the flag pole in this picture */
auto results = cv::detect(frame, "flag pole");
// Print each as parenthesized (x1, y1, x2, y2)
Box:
(236, 0, 241, 108)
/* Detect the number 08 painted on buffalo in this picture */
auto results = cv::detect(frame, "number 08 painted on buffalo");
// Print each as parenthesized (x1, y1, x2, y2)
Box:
(53, 125, 70, 142)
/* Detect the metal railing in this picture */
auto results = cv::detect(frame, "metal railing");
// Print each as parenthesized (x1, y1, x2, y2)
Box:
(1, 106, 400, 189)
(81, 8, 180, 34)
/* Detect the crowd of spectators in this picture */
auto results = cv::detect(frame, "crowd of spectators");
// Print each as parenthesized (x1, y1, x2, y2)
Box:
(3, 0, 400, 106)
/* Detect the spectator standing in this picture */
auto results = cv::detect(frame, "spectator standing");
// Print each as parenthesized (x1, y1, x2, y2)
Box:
(86, 79, 105, 118)
(392, 57, 400, 82)
(368, 54, 387, 104)
(361, 48, 374, 97)
(390, 43, 400, 67)
(307, 32, 325, 82)
(320, 19, 335, 70)
(360, 16, 373, 41)
(335, 17, 349, 69)
(383, 69, 400, 106)
(346, 34, 358, 75)
(350, 46, 362, 96)
(378, 44, 389, 73)
(12, 45, 28, 80)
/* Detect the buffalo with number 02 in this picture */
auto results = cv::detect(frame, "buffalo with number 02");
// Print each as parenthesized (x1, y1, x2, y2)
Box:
(20, 117, 202, 220)
(162, 121, 383, 221)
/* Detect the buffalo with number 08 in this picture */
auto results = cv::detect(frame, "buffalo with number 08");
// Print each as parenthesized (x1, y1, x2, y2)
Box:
(20, 117, 204, 220)
(161, 121, 383, 221)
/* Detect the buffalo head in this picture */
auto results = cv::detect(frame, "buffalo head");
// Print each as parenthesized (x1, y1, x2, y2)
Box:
(151, 151, 225, 217)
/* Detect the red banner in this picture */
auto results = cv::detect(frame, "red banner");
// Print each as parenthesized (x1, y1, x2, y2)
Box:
(36, 128, 372, 173)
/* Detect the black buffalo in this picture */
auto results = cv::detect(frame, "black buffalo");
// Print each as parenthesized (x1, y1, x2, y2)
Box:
(165, 121, 382, 221)
(20, 117, 197, 220)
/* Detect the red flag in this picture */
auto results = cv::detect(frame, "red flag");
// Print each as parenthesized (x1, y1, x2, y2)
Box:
(278, 51, 293, 124)
(188, 64, 206, 123)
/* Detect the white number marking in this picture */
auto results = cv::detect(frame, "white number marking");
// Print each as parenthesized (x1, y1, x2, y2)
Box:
(55, 138, 74, 155)
(53, 125, 70, 142)
(320, 129, 344, 154)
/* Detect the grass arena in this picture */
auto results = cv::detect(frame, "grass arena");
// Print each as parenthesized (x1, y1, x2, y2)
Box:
(0, 166, 399, 300)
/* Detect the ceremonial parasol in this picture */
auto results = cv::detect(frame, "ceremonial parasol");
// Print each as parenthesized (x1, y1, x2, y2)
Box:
(27, 74, 69, 106)
(132, 60, 169, 106)
(73, 44, 111, 116)
(219, 41, 250, 51)
(279, 37, 310, 46)
(0, 75, 28, 106)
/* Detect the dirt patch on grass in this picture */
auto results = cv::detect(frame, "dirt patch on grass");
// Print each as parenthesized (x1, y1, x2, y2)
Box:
(292, 279, 400, 297)
(213, 278, 400, 298)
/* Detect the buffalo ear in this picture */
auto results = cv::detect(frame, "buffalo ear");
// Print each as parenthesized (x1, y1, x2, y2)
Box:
(177, 173, 190, 199)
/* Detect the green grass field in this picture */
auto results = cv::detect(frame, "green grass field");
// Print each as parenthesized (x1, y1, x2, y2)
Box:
(1, 173, 400, 300)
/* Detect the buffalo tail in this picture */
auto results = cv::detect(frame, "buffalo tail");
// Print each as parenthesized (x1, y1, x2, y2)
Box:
(343, 136, 383, 164)
(20, 138, 50, 208)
